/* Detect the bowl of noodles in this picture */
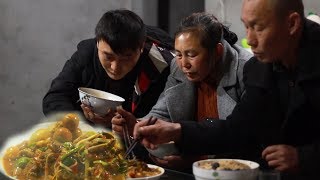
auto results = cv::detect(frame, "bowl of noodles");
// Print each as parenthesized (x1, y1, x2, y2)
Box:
(0, 113, 128, 180)
(126, 161, 164, 180)
(193, 159, 259, 180)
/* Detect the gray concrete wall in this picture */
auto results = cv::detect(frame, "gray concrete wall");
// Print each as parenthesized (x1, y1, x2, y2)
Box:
(0, 0, 158, 148)
(205, 0, 320, 45)
(168, 0, 204, 36)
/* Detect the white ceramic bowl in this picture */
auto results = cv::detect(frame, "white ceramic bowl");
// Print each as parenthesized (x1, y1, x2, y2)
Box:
(147, 141, 179, 159)
(126, 164, 165, 180)
(193, 159, 259, 180)
(78, 87, 125, 116)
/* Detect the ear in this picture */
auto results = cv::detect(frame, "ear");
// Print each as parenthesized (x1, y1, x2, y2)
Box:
(214, 43, 224, 60)
(140, 42, 146, 53)
(288, 12, 301, 36)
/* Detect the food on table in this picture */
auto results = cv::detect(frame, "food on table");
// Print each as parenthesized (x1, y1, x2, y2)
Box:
(198, 159, 250, 170)
(126, 160, 162, 178)
(2, 113, 164, 180)
(2, 113, 127, 180)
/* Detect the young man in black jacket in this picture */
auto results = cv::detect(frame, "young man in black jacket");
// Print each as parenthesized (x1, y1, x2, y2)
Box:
(133, 0, 320, 179)
(43, 9, 174, 127)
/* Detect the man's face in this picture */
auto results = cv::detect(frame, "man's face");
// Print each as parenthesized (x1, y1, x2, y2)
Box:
(97, 40, 141, 80)
(241, 0, 291, 63)
(175, 32, 211, 83)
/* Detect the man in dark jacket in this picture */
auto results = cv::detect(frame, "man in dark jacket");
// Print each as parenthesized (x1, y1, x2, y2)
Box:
(133, 0, 320, 179)
(43, 9, 174, 127)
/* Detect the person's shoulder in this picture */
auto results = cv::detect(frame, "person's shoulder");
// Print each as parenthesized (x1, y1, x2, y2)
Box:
(243, 57, 274, 88)
(144, 40, 174, 70)
(303, 19, 320, 47)
(244, 57, 269, 70)
(145, 25, 174, 50)
(233, 44, 253, 63)
(170, 58, 178, 70)
(166, 58, 189, 84)
(69, 38, 96, 67)
(76, 38, 96, 51)
(75, 38, 96, 60)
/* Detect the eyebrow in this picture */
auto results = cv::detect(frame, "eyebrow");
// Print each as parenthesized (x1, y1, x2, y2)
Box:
(242, 18, 258, 27)
(174, 49, 197, 54)
(101, 49, 134, 59)
(102, 51, 114, 56)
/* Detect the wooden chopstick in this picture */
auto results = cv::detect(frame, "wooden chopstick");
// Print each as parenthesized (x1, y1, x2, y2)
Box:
(124, 116, 157, 159)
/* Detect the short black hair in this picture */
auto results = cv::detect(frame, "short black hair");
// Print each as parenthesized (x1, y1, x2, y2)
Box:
(95, 9, 146, 54)
(270, 0, 304, 18)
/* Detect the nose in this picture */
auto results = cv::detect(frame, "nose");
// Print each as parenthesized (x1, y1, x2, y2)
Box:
(110, 61, 120, 73)
(180, 56, 191, 69)
(246, 28, 258, 48)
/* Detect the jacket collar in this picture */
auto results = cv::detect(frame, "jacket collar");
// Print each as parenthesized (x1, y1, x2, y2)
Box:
(218, 40, 239, 88)
(148, 43, 170, 73)
(134, 42, 172, 95)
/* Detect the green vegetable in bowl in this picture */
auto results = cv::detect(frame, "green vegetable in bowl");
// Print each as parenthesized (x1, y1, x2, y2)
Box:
(16, 157, 31, 168)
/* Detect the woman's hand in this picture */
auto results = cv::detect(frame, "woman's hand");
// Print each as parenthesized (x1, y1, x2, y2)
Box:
(262, 144, 300, 173)
(111, 107, 137, 137)
(80, 104, 114, 127)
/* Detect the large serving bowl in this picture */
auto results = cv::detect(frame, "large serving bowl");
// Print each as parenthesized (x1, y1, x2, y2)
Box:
(146, 141, 179, 159)
(78, 87, 125, 116)
(0, 113, 124, 180)
(193, 159, 259, 180)
(126, 164, 165, 180)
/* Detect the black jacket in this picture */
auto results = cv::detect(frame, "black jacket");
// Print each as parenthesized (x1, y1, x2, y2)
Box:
(179, 19, 320, 179)
(43, 31, 174, 118)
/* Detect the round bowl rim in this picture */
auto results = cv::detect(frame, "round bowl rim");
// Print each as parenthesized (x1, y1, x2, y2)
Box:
(193, 158, 260, 171)
(146, 141, 179, 158)
(126, 164, 165, 180)
(78, 87, 125, 102)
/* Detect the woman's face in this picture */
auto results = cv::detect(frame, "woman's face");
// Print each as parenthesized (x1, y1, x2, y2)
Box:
(174, 32, 211, 83)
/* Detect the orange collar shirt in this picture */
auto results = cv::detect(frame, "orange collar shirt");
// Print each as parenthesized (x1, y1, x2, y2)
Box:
(197, 82, 219, 121)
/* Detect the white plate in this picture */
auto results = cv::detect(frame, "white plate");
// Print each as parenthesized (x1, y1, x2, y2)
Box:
(0, 118, 111, 179)
(126, 164, 165, 180)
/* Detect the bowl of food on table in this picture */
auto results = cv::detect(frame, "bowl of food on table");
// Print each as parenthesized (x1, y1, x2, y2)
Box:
(146, 141, 179, 159)
(0, 113, 164, 180)
(193, 159, 259, 180)
(126, 160, 164, 180)
(78, 87, 125, 116)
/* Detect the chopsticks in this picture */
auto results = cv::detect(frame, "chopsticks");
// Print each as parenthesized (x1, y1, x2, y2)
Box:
(122, 120, 135, 159)
(124, 116, 157, 159)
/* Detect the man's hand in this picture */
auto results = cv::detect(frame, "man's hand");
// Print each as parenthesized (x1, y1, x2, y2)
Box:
(111, 107, 137, 137)
(80, 104, 114, 127)
(133, 119, 182, 149)
(262, 144, 299, 172)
